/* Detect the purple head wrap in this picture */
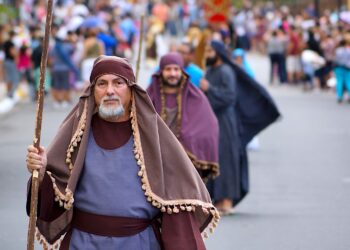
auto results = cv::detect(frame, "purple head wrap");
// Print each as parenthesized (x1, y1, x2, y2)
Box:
(159, 53, 184, 70)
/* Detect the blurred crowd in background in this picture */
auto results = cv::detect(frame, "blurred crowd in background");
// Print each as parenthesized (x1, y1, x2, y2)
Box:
(1, 0, 350, 113)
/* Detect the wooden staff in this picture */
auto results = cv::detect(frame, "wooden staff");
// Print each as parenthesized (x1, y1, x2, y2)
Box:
(136, 15, 145, 82)
(27, 0, 54, 249)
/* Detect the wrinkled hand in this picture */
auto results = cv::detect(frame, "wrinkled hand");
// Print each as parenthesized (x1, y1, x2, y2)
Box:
(26, 145, 47, 174)
(200, 78, 210, 92)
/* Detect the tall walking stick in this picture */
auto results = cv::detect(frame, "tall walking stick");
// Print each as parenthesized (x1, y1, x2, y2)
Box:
(27, 0, 54, 249)
(136, 15, 145, 82)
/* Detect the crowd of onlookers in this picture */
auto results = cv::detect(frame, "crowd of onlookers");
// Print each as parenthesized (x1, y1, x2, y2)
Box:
(199, 1, 350, 103)
(1, 0, 350, 113)
(210, 1, 350, 103)
(0, 0, 142, 111)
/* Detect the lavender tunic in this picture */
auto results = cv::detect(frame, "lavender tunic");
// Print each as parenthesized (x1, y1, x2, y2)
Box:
(70, 132, 160, 250)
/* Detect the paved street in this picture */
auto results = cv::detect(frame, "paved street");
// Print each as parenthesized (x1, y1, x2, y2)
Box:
(1, 54, 349, 249)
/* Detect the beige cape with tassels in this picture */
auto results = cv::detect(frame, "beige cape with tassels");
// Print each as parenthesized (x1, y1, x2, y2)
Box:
(34, 83, 219, 249)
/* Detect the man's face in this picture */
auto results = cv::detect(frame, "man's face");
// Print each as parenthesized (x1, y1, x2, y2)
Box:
(161, 64, 183, 87)
(94, 74, 131, 119)
(178, 44, 192, 66)
(233, 56, 243, 66)
(205, 45, 219, 66)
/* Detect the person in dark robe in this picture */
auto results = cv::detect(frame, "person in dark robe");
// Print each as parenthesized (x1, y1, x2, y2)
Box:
(147, 53, 219, 180)
(26, 55, 219, 249)
(200, 40, 281, 215)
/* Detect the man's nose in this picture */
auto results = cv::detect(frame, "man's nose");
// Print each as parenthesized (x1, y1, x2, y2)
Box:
(106, 83, 115, 95)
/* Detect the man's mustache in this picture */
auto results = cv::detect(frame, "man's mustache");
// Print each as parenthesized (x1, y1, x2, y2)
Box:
(102, 96, 121, 102)
(166, 77, 180, 81)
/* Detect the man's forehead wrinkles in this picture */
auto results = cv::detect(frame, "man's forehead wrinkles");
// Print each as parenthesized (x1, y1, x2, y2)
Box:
(97, 76, 126, 82)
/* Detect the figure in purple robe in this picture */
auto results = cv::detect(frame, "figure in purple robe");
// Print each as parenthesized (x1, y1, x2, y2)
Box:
(147, 53, 219, 180)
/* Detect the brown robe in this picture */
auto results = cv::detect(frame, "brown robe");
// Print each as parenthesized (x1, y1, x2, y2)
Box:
(27, 56, 219, 249)
(28, 115, 205, 249)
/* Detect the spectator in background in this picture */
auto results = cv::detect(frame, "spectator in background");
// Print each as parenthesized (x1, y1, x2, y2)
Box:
(177, 41, 204, 88)
(307, 28, 323, 56)
(306, 28, 330, 89)
(66, 30, 82, 90)
(29, 26, 41, 51)
(33, 0, 48, 23)
(81, 28, 105, 86)
(267, 29, 288, 84)
(167, 1, 179, 37)
(3, 31, 20, 99)
(319, 33, 336, 89)
(31, 37, 51, 100)
(0, 25, 5, 83)
(115, 12, 137, 59)
(254, 15, 267, 54)
(17, 44, 33, 99)
(234, 10, 251, 51)
(97, 26, 117, 57)
(179, 0, 190, 33)
(146, 17, 166, 68)
(152, 0, 169, 25)
(300, 48, 326, 91)
(50, 27, 79, 109)
(287, 26, 303, 84)
(333, 38, 350, 103)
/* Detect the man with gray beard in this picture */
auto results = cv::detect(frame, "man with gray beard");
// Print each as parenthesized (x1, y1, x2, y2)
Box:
(25, 55, 219, 249)
(98, 95, 125, 119)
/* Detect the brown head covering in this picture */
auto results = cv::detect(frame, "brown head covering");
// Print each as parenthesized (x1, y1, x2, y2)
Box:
(89, 56, 136, 84)
(35, 56, 219, 247)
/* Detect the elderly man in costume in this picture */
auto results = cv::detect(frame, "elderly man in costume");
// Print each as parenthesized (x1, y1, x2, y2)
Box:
(26, 56, 219, 249)
(200, 40, 280, 215)
(147, 52, 219, 180)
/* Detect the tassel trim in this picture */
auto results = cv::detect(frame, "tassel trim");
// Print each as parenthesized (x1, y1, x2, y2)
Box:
(186, 150, 220, 180)
(47, 171, 74, 210)
(48, 99, 88, 210)
(35, 227, 64, 250)
(130, 92, 220, 238)
(65, 100, 88, 173)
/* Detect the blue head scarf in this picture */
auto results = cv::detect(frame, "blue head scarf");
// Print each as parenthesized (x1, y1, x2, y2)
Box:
(232, 48, 255, 79)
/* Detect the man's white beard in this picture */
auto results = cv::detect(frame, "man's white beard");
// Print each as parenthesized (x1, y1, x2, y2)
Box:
(98, 96, 125, 120)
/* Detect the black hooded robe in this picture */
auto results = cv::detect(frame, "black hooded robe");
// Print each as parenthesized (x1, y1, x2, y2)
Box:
(205, 63, 247, 204)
